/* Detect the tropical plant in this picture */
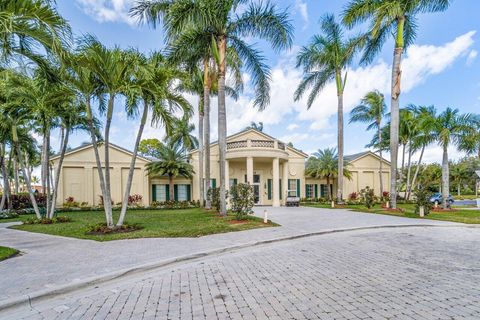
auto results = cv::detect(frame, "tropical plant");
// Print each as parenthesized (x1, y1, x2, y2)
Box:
(138, 138, 163, 158)
(413, 186, 433, 216)
(360, 186, 375, 209)
(230, 183, 255, 220)
(247, 122, 264, 132)
(295, 14, 363, 203)
(350, 90, 386, 195)
(343, 0, 452, 209)
(168, 116, 198, 151)
(133, 0, 293, 216)
(305, 148, 352, 201)
(431, 108, 475, 208)
(145, 141, 194, 202)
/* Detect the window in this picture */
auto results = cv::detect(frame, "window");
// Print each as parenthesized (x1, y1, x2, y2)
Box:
(306, 184, 315, 198)
(253, 174, 260, 183)
(177, 185, 188, 201)
(229, 179, 237, 187)
(153, 184, 167, 201)
(288, 179, 297, 197)
(320, 184, 332, 198)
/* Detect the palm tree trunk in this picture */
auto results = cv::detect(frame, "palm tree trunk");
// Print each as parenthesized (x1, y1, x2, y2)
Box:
(327, 176, 331, 201)
(405, 140, 413, 200)
(169, 174, 174, 201)
(103, 95, 115, 221)
(378, 121, 383, 197)
(41, 132, 48, 195)
(204, 59, 211, 209)
(13, 152, 19, 194)
(335, 71, 344, 203)
(49, 127, 69, 218)
(389, 18, 404, 209)
(217, 36, 227, 215)
(45, 127, 51, 217)
(117, 99, 149, 226)
(12, 126, 41, 219)
(407, 144, 425, 200)
(86, 99, 113, 227)
(198, 98, 204, 208)
(0, 144, 10, 211)
(441, 145, 449, 209)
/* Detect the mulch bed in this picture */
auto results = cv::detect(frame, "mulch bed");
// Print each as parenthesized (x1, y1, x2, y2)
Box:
(228, 220, 249, 225)
(431, 207, 458, 212)
(86, 225, 143, 235)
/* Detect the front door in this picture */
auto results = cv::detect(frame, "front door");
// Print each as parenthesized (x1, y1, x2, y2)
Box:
(253, 174, 261, 204)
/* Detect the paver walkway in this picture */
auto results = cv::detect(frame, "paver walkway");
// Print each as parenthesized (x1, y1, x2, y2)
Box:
(2, 225, 479, 319)
(0, 207, 462, 312)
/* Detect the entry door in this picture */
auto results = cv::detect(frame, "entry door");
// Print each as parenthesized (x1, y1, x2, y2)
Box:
(253, 174, 261, 204)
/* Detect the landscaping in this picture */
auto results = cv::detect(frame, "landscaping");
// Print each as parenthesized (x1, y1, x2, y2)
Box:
(10, 208, 277, 241)
(302, 201, 480, 224)
(0, 246, 19, 261)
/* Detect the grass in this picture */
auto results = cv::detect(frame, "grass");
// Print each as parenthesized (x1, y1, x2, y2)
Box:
(0, 246, 19, 261)
(302, 202, 480, 224)
(10, 208, 278, 241)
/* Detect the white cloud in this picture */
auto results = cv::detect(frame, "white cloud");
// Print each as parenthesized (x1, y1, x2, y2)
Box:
(467, 50, 478, 66)
(295, 0, 309, 29)
(419, 144, 466, 164)
(287, 123, 299, 131)
(75, 0, 137, 25)
(279, 132, 309, 143)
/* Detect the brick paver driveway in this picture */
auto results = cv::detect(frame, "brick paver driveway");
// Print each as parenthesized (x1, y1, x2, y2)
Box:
(4, 225, 480, 320)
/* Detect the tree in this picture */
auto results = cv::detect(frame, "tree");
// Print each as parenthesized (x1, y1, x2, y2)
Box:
(145, 142, 194, 201)
(138, 139, 163, 158)
(305, 148, 352, 201)
(295, 14, 362, 203)
(343, 0, 451, 209)
(431, 107, 475, 208)
(117, 51, 190, 226)
(169, 116, 198, 151)
(350, 90, 386, 195)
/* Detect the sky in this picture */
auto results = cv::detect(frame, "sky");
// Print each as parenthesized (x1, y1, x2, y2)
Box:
(55, 0, 480, 164)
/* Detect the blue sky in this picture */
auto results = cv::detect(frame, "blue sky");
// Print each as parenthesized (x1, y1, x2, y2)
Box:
(57, 0, 480, 164)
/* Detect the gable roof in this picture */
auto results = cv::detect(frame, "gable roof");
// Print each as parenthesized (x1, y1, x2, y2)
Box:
(50, 142, 154, 162)
(190, 128, 309, 157)
(344, 151, 390, 164)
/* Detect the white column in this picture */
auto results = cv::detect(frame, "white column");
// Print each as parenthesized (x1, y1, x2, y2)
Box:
(272, 157, 280, 207)
(282, 161, 289, 205)
(247, 156, 254, 184)
(225, 160, 230, 207)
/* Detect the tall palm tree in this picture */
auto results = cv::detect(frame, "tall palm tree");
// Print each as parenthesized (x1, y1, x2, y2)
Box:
(169, 116, 198, 151)
(431, 108, 475, 209)
(343, 0, 451, 209)
(0, 0, 70, 64)
(305, 148, 352, 201)
(295, 14, 363, 203)
(350, 90, 386, 195)
(135, 0, 293, 215)
(246, 122, 264, 131)
(145, 141, 194, 201)
(117, 51, 190, 226)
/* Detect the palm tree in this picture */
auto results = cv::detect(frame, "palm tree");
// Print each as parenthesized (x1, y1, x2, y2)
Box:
(458, 115, 480, 159)
(247, 122, 264, 131)
(350, 90, 386, 195)
(295, 14, 363, 204)
(0, 0, 70, 64)
(117, 51, 190, 226)
(305, 148, 352, 201)
(343, 0, 452, 209)
(169, 116, 198, 151)
(145, 141, 194, 201)
(431, 108, 475, 208)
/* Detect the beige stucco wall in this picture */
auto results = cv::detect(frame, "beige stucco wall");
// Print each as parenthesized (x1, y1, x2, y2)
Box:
(52, 144, 150, 206)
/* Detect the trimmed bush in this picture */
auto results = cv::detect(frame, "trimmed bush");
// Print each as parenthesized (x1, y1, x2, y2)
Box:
(207, 187, 227, 212)
(414, 187, 433, 216)
(230, 183, 255, 220)
(360, 186, 376, 209)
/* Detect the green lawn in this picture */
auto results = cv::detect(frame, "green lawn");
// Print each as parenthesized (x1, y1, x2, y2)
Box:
(10, 208, 277, 241)
(0, 246, 19, 261)
(302, 202, 480, 224)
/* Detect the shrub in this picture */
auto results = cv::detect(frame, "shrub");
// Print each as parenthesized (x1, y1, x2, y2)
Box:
(128, 194, 143, 206)
(207, 187, 227, 212)
(63, 196, 79, 208)
(414, 187, 433, 216)
(360, 186, 376, 209)
(23, 216, 72, 225)
(382, 191, 390, 202)
(348, 192, 359, 200)
(150, 200, 200, 210)
(87, 222, 143, 234)
(0, 210, 19, 219)
(230, 183, 255, 220)
(2, 193, 47, 210)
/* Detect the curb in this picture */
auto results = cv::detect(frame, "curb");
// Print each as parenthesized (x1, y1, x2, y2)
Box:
(0, 223, 475, 313)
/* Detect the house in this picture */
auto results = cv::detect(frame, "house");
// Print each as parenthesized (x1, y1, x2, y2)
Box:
(50, 129, 390, 207)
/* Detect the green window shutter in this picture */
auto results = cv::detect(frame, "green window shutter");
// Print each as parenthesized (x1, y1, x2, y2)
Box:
(279, 179, 282, 200)
(296, 179, 301, 197)
(187, 184, 191, 201)
(267, 179, 272, 200)
(314, 184, 318, 198)
(152, 184, 157, 202)
(165, 185, 170, 201)
(174, 184, 178, 201)
(212, 179, 216, 189)
(233, 178, 238, 185)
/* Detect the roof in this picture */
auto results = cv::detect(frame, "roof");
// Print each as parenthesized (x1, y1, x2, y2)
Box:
(190, 128, 309, 157)
(344, 151, 390, 164)
(50, 142, 154, 162)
